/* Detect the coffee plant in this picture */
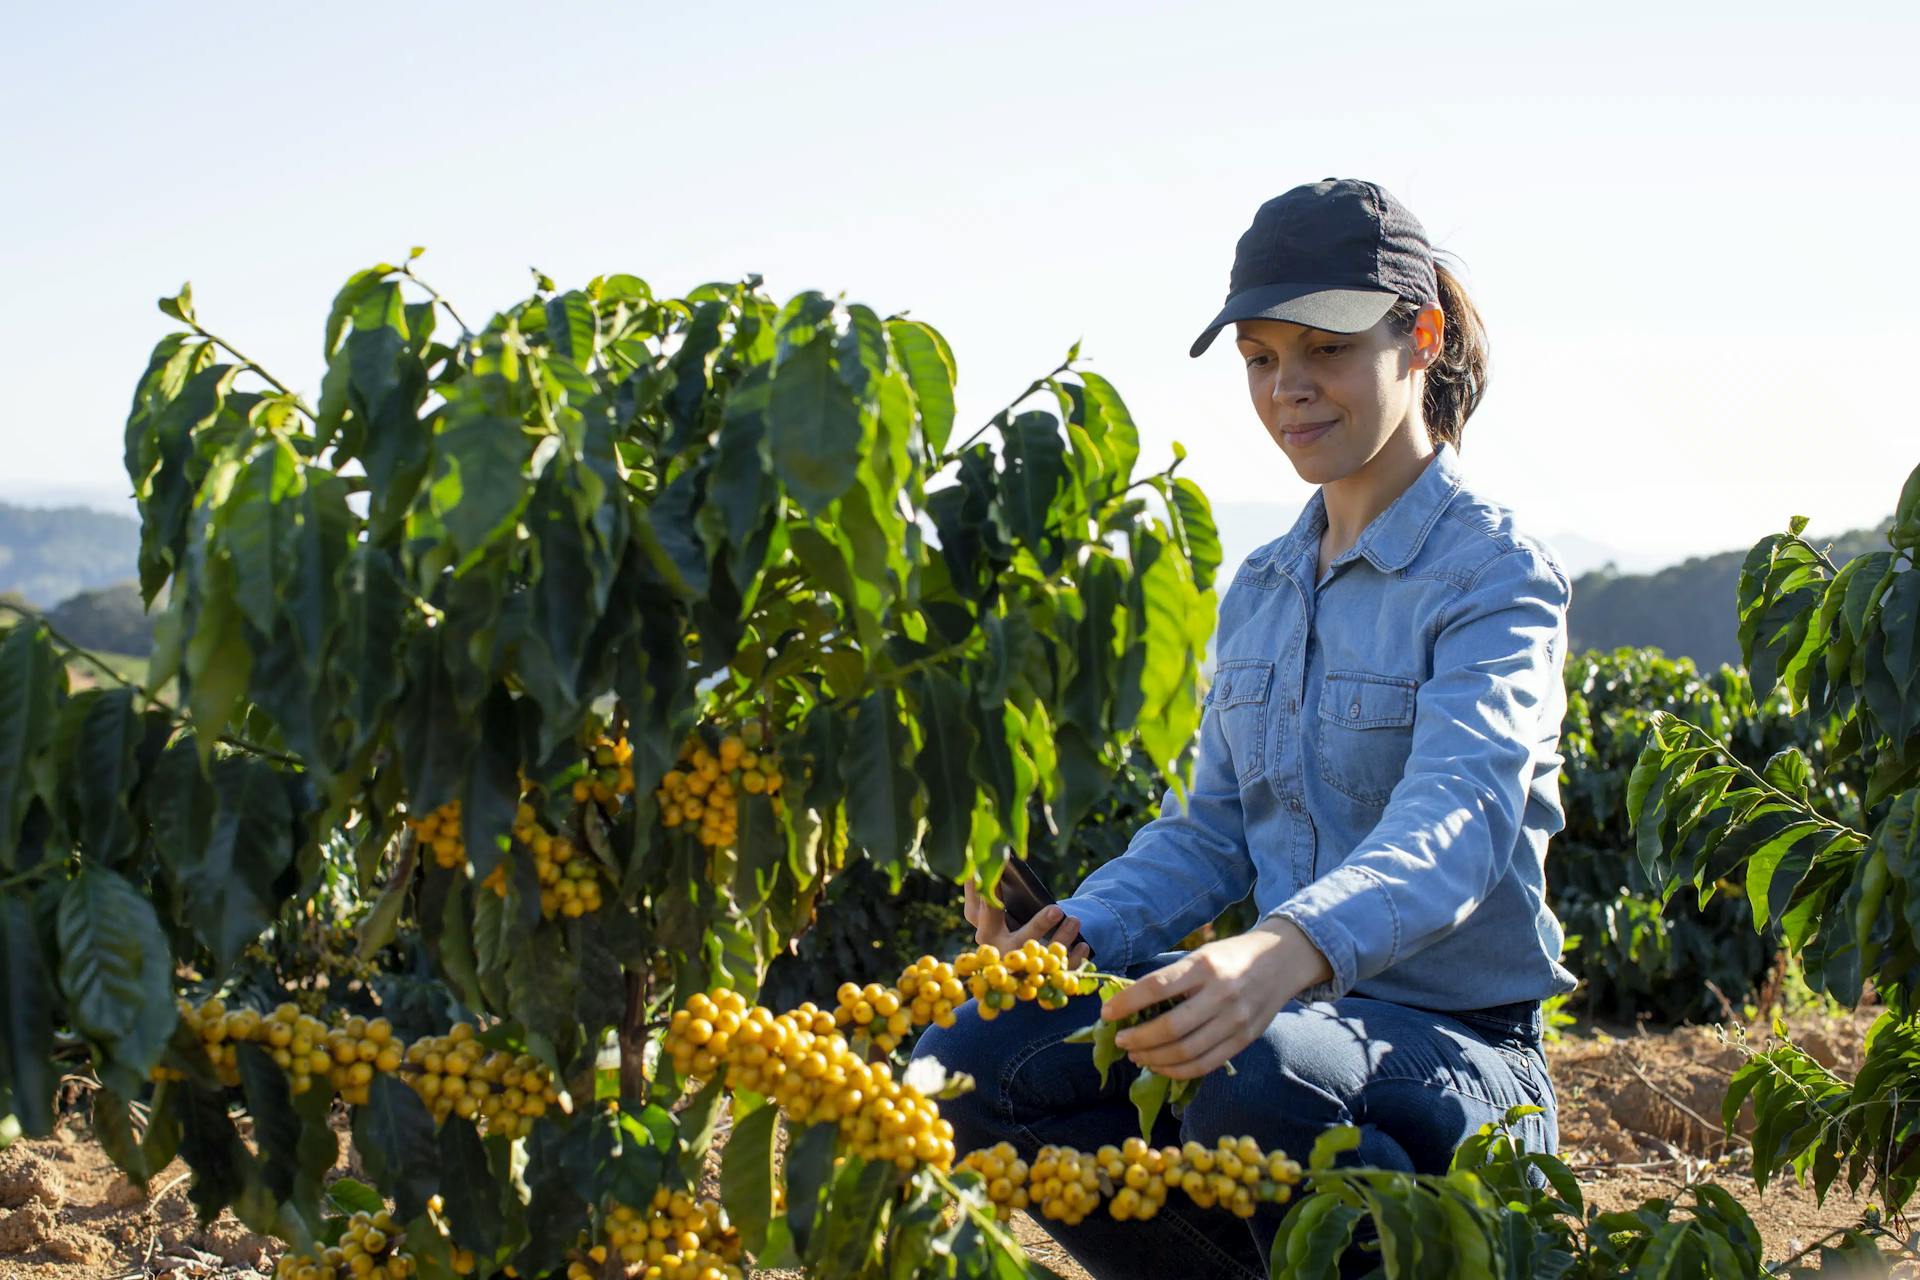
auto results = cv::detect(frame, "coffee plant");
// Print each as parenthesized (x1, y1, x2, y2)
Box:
(1554, 647, 1860, 1023)
(0, 258, 1223, 1277)
(1632, 458, 1920, 1214)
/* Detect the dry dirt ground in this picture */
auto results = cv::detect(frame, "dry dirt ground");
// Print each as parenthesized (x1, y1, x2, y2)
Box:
(0, 1005, 1909, 1278)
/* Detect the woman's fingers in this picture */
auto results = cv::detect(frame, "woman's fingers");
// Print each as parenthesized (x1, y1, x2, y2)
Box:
(1050, 916, 1082, 949)
(1069, 941, 1092, 965)
(1100, 955, 1201, 1022)
(1113, 986, 1214, 1051)
(1009, 905, 1066, 948)
(964, 881, 1007, 945)
(1140, 1028, 1251, 1081)
(1124, 1012, 1242, 1075)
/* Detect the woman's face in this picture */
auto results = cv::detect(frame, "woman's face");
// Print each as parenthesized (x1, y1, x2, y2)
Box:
(1232, 306, 1443, 486)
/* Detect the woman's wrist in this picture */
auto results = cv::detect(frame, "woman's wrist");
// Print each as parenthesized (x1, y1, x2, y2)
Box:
(1254, 915, 1334, 992)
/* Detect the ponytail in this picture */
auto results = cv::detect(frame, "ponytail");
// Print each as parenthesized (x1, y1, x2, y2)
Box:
(1385, 253, 1488, 449)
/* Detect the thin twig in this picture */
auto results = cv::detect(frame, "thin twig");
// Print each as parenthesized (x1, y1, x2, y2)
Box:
(941, 356, 1076, 463)
(184, 320, 319, 423)
(1623, 1058, 1748, 1156)
(401, 262, 476, 339)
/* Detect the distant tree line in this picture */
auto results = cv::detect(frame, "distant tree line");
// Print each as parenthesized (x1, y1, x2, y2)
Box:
(1568, 519, 1889, 669)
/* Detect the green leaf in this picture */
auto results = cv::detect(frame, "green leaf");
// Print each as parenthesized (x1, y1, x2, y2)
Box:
(1275, 1193, 1364, 1280)
(56, 868, 176, 1093)
(998, 411, 1069, 554)
(1309, 1124, 1363, 1172)
(352, 1073, 441, 1222)
(1077, 371, 1140, 494)
(0, 895, 56, 1137)
(71, 688, 145, 868)
(430, 408, 531, 573)
(1128, 1068, 1170, 1140)
(783, 1120, 840, 1258)
(438, 1116, 502, 1257)
(909, 671, 979, 881)
(545, 291, 597, 368)
(843, 690, 916, 864)
(0, 622, 61, 869)
(888, 319, 957, 454)
(1168, 477, 1222, 586)
(769, 336, 863, 514)
(183, 556, 253, 756)
(182, 757, 295, 974)
(721, 1101, 779, 1255)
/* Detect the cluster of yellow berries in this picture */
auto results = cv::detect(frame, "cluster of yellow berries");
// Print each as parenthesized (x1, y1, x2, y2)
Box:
(833, 981, 917, 1055)
(408, 799, 468, 870)
(830, 942, 1097, 1054)
(273, 1209, 414, 1280)
(656, 726, 784, 851)
(957, 940, 1088, 1018)
(401, 1021, 560, 1138)
(592, 1188, 745, 1280)
(960, 1135, 1304, 1226)
(665, 989, 956, 1172)
(498, 801, 605, 918)
(157, 999, 559, 1137)
(159, 999, 339, 1095)
(571, 734, 637, 807)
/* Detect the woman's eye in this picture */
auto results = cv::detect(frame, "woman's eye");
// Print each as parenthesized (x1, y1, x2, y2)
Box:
(1315, 344, 1349, 356)
(1244, 354, 1269, 368)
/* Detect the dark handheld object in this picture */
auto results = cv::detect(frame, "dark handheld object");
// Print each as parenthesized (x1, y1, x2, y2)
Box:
(996, 856, 1058, 933)
(995, 857, 1095, 961)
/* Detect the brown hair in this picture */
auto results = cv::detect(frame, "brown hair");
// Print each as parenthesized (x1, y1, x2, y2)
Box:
(1383, 252, 1487, 449)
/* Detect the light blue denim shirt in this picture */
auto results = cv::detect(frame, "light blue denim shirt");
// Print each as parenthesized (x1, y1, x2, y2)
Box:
(1058, 442, 1579, 1010)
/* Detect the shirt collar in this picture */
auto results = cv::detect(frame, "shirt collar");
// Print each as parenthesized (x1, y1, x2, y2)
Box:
(1266, 441, 1465, 576)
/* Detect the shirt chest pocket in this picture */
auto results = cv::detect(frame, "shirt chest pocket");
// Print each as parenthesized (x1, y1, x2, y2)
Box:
(1316, 670, 1418, 804)
(1209, 658, 1274, 782)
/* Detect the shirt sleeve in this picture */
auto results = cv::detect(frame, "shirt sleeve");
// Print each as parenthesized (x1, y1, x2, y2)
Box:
(1268, 545, 1570, 1001)
(1054, 681, 1258, 974)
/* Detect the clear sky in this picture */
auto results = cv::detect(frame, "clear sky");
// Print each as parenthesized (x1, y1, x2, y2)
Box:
(2, 1, 1912, 570)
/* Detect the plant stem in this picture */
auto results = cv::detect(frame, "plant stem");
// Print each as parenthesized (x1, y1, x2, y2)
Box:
(400, 263, 476, 339)
(186, 321, 319, 424)
(940, 357, 1075, 465)
(0, 601, 304, 770)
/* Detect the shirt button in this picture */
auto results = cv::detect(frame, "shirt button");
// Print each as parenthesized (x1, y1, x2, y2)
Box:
(1287, 797, 1303, 813)
(1348, 703, 1362, 718)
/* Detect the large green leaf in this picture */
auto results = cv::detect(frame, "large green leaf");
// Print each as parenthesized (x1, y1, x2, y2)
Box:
(352, 1073, 441, 1222)
(768, 336, 863, 515)
(180, 757, 295, 974)
(908, 671, 978, 880)
(0, 623, 61, 869)
(0, 895, 56, 1136)
(720, 1097, 779, 1254)
(842, 690, 916, 863)
(887, 319, 956, 454)
(430, 406, 531, 573)
(56, 868, 176, 1092)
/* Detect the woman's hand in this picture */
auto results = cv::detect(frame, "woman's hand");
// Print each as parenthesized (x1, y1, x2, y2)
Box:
(1100, 918, 1332, 1080)
(962, 881, 1093, 965)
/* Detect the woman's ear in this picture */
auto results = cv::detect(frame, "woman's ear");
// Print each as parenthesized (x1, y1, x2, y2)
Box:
(1411, 303, 1446, 370)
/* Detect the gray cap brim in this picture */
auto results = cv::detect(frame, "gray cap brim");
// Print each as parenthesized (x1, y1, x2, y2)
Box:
(1189, 283, 1400, 358)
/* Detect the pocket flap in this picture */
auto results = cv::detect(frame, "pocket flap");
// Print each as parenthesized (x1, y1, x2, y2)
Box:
(1210, 659, 1273, 707)
(1319, 670, 1416, 728)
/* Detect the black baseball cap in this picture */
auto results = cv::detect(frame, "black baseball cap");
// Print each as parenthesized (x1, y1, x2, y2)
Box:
(1189, 178, 1439, 358)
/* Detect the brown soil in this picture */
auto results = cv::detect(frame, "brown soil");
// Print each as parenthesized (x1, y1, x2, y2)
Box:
(0, 1007, 1907, 1278)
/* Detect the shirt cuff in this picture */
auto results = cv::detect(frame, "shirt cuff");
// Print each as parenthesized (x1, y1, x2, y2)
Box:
(1265, 864, 1399, 1003)
(1054, 893, 1130, 972)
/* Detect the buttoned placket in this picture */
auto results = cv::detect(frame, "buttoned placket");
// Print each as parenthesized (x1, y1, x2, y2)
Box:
(1276, 534, 1323, 890)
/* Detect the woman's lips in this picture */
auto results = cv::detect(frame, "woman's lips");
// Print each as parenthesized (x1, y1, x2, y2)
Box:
(1281, 420, 1335, 447)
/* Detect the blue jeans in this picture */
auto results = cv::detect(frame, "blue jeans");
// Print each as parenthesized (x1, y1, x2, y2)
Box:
(912, 951, 1558, 1280)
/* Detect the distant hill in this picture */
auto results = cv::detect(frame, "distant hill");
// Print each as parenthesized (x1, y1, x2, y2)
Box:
(0, 502, 140, 606)
(1569, 520, 1890, 670)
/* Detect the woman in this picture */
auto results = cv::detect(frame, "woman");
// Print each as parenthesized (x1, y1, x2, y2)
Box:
(913, 178, 1575, 1279)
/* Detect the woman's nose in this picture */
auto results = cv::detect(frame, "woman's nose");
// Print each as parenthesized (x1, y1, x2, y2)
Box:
(1269, 365, 1315, 405)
